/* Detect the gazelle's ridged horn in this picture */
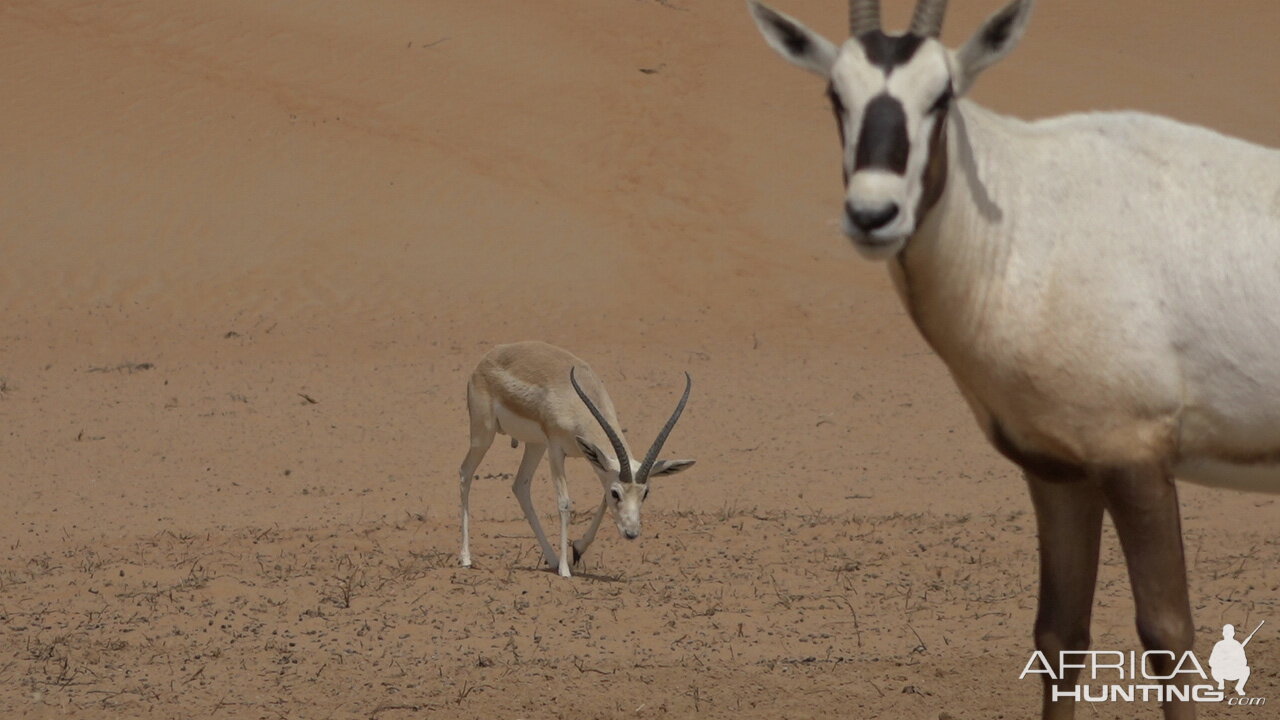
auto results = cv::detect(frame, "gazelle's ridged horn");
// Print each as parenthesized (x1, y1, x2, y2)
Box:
(635, 373, 692, 484)
(570, 367, 632, 483)
(908, 0, 947, 37)
(849, 0, 881, 36)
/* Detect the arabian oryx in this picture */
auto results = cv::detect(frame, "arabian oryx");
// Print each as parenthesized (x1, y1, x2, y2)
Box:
(748, 0, 1280, 718)
(459, 341, 695, 577)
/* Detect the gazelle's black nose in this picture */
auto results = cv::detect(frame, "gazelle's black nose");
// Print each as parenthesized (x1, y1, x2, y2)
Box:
(846, 201, 899, 232)
(623, 529, 639, 540)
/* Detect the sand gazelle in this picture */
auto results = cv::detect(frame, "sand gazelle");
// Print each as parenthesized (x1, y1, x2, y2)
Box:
(459, 341, 695, 578)
(749, 1, 1280, 718)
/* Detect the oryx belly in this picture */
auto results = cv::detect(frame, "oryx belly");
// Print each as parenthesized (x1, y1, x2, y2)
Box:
(1175, 460, 1280, 494)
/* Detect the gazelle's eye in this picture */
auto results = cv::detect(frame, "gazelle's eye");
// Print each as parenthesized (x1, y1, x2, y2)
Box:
(610, 489, 622, 503)
(643, 486, 650, 500)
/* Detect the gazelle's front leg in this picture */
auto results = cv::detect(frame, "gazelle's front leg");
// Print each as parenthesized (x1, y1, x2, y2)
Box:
(572, 496, 609, 565)
(1026, 471, 1104, 720)
(510, 443, 557, 568)
(547, 448, 573, 577)
(1102, 465, 1195, 720)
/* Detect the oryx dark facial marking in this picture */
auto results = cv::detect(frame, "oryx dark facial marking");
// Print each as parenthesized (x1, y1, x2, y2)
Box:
(826, 83, 849, 182)
(846, 31, 936, 178)
(857, 30, 925, 73)
(750, 0, 977, 253)
(916, 89, 951, 222)
(855, 94, 910, 174)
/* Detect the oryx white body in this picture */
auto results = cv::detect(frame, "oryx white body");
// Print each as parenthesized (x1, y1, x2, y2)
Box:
(750, 1, 1280, 718)
(459, 341, 694, 578)
(910, 102, 1280, 489)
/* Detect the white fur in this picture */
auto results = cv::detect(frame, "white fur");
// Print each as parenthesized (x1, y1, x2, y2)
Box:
(494, 400, 547, 445)
(752, 5, 1280, 716)
(906, 103, 1280, 487)
(837, 40, 952, 249)
(750, 0, 1280, 490)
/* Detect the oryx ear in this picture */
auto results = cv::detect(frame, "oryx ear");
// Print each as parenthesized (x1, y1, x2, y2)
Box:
(748, 1, 838, 78)
(953, 0, 1035, 96)
(576, 436, 613, 473)
(647, 459, 696, 477)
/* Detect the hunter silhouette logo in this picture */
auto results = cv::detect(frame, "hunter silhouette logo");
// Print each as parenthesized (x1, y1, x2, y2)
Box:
(1020, 619, 1267, 706)
(1210, 621, 1263, 697)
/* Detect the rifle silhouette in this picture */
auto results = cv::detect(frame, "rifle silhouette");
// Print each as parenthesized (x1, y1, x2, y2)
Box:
(1242, 620, 1265, 648)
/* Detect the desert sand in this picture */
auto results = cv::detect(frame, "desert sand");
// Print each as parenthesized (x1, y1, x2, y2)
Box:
(1, 1, 1277, 718)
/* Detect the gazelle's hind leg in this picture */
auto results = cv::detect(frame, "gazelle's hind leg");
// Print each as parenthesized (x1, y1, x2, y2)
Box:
(1102, 465, 1195, 720)
(511, 443, 556, 568)
(458, 437, 492, 567)
(460, 381, 496, 568)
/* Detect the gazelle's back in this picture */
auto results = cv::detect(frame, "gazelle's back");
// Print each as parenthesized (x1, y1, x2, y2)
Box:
(470, 341, 621, 451)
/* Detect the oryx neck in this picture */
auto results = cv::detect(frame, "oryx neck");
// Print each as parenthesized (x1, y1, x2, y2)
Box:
(894, 99, 1017, 348)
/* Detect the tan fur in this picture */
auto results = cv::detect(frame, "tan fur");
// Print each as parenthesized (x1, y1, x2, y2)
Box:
(467, 341, 633, 464)
(458, 341, 694, 579)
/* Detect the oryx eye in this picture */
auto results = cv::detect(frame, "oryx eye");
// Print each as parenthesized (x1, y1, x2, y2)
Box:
(827, 84, 850, 167)
(928, 87, 952, 115)
(827, 86, 846, 116)
(610, 489, 622, 502)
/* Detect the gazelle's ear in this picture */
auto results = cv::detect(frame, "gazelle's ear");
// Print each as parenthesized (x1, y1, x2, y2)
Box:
(953, 0, 1035, 96)
(647, 459, 695, 477)
(576, 436, 613, 473)
(748, 1, 838, 78)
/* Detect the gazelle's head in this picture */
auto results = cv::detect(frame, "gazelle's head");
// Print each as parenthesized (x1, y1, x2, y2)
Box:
(570, 368, 696, 540)
(749, 0, 1034, 258)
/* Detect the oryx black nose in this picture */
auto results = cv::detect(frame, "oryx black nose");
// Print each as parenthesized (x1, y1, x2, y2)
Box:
(845, 201, 899, 233)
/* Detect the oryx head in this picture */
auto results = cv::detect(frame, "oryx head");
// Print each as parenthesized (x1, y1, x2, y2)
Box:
(570, 368, 695, 540)
(749, 0, 1035, 258)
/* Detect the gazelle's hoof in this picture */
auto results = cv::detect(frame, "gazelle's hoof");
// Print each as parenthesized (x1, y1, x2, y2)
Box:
(460, 558, 472, 568)
(558, 565, 572, 578)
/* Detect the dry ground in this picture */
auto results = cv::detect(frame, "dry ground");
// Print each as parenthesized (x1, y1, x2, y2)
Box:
(2, 1, 1279, 718)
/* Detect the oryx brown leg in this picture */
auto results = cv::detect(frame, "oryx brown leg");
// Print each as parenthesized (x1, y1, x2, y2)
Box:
(1101, 465, 1195, 720)
(1026, 471, 1104, 720)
